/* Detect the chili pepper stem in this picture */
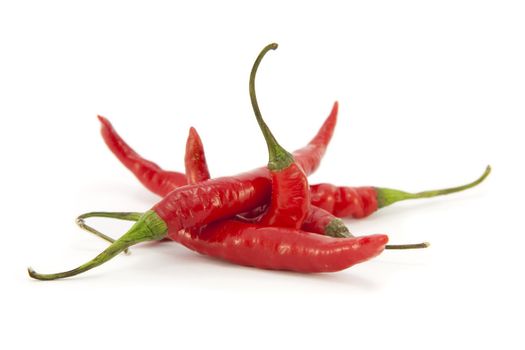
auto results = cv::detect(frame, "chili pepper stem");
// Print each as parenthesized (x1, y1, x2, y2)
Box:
(28, 210, 167, 281)
(76, 212, 143, 254)
(386, 242, 430, 250)
(249, 43, 294, 171)
(376, 165, 491, 208)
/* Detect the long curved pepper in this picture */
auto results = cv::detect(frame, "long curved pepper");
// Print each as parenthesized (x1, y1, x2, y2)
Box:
(247, 43, 310, 228)
(310, 165, 491, 218)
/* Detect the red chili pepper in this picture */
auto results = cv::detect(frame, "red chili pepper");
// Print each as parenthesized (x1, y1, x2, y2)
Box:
(170, 221, 388, 273)
(247, 43, 309, 228)
(310, 166, 491, 218)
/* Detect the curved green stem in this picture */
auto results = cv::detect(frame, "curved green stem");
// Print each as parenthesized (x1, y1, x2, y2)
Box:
(376, 165, 491, 208)
(77, 212, 143, 222)
(28, 210, 167, 281)
(76, 212, 143, 254)
(249, 43, 293, 171)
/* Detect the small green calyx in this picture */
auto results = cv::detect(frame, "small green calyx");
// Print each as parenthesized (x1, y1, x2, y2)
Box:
(325, 218, 352, 238)
(268, 150, 294, 171)
(137, 210, 169, 241)
(376, 165, 491, 208)
(28, 210, 167, 281)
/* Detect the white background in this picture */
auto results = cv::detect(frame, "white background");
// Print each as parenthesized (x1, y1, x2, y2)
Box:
(1, 1, 524, 349)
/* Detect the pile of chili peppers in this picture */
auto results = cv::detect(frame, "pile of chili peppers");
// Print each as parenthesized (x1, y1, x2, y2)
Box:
(28, 43, 490, 280)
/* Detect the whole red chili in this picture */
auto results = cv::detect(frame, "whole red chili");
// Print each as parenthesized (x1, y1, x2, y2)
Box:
(309, 166, 491, 219)
(247, 43, 310, 228)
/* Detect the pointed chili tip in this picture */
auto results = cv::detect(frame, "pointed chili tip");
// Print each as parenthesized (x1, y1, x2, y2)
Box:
(328, 101, 339, 120)
(378, 234, 389, 245)
(359, 234, 389, 246)
(188, 126, 199, 137)
(97, 115, 110, 127)
(359, 234, 389, 255)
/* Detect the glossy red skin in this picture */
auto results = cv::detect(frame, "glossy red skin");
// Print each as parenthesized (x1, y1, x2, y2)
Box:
(292, 102, 338, 176)
(310, 184, 378, 219)
(169, 220, 388, 273)
(98, 116, 187, 195)
(302, 206, 340, 234)
(184, 127, 210, 185)
(256, 164, 310, 229)
(153, 169, 270, 230)
(184, 127, 310, 229)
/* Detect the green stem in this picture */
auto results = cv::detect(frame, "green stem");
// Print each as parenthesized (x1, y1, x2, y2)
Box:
(376, 165, 491, 208)
(385, 242, 430, 250)
(28, 210, 167, 281)
(76, 212, 143, 254)
(249, 43, 293, 171)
